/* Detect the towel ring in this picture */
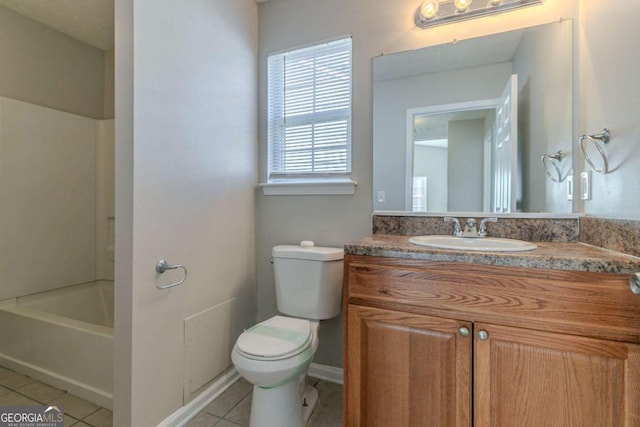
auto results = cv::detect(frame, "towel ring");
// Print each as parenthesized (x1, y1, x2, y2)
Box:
(541, 150, 567, 183)
(155, 259, 188, 290)
(579, 128, 610, 174)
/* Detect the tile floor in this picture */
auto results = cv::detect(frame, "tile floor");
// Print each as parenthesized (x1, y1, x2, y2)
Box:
(1, 366, 342, 427)
(185, 377, 343, 427)
(0, 366, 112, 427)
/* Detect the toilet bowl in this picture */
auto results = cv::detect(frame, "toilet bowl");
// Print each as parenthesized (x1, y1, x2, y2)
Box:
(231, 242, 344, 427)
(232, 316, 320, 427)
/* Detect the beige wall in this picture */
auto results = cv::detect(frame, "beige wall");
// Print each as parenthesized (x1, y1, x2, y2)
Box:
(579, 1, 640, 218)
(258, 0, 578, 368)
(0, 5, 107, 119)
(513, 21, 573, 213)
(96, 120, 115, 281)
(104, 51, 115, 119)
(448, 119, 485, 211)
(114, 0, 257, 425)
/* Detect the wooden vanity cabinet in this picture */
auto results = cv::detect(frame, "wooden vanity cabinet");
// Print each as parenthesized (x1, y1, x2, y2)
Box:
(343, 255, 640, 427)
(347, 304, 472, 426)
(474, 323, 640, 426)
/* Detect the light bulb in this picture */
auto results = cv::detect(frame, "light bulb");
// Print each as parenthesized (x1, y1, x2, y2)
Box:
(454, 0, 472, 12)
(420, 0, 439, 20)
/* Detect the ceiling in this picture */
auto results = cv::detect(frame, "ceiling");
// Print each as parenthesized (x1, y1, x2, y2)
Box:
(0, 0, 114, 51)
(373, 28, 524, 83)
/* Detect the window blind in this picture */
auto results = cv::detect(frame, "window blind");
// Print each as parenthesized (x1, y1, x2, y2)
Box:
(267, 37, 352, 182)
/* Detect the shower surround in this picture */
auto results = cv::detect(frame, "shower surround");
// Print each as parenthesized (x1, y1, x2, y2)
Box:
(0, 97, 114, 407)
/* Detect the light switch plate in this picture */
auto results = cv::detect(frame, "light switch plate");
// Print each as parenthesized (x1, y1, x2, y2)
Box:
(567, 175, 574, 201)
(580, 171, 591, 200)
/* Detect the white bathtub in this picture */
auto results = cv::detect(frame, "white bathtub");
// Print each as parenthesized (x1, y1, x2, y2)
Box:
(0, 281, 113, 409)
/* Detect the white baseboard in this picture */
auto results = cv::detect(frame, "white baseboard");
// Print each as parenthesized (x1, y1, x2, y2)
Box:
(308, 363, 343, 385)
(159, 367, 240, 427)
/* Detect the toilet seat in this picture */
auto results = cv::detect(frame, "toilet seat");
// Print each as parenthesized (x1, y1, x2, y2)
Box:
(236, 316, 311, 361)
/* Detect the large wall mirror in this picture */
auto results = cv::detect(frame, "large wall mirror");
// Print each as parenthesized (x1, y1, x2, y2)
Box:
(373, 20, 573, 214)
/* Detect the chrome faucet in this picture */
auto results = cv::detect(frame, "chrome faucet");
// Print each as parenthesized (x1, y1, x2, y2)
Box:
(478, 217, 498, 237)
(444, 217, 498, 237)
(444, 217, 463, 237)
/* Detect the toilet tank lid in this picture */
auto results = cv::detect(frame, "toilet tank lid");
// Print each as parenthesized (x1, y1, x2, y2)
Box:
(272, 244, 344, 261)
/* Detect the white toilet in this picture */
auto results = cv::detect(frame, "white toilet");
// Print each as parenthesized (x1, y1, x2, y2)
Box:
(231, 241, 344, 427)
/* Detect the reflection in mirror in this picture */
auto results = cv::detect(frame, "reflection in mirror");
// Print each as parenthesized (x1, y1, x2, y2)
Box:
(373, 20, 573, 214)
(409, 75, 518, 213)
(541, 150, 571, 183)
(412, 107, 498, 212)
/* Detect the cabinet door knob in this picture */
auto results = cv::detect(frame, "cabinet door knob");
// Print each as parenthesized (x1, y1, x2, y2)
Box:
(631, 272, 640, 295)
(458, 327, 470, 337)
(477, 330, 489, 341)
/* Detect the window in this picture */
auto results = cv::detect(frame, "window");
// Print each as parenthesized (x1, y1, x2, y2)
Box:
(412, 176, 428, 212)
(263, 37, 355, 195)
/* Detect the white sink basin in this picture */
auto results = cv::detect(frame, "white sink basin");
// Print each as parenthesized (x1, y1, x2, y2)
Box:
(408, 235, 537, 252)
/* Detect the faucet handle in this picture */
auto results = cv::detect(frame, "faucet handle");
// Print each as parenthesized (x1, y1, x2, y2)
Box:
(444, 217, 462, 237)
(478, 217, 498, 237)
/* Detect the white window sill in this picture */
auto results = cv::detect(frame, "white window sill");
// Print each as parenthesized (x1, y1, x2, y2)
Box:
(259, 180, 358, 196)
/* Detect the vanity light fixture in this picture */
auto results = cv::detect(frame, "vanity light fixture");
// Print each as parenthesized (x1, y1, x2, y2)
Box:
(420, 0, 439, 20)
(415, 0, 543, 29)
(454, 0, 472, 12)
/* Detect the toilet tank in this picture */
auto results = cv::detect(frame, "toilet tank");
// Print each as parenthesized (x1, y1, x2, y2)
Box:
(272, 242, 344, 320)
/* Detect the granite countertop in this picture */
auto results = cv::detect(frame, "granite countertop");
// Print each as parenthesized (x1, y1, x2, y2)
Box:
(345, 234, 640, 274)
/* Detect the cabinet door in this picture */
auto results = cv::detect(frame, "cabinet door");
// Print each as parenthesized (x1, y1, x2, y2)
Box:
(346, 304, 472, 427)
(474, 323, 640, 426)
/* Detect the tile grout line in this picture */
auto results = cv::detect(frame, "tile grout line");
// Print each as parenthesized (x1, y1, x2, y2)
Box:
(189, 378, 342, 427)
(216, 419, 244, 427)
(1, 366, 109, 427)
(10, 389, 104, 427)
(76, 406, 103, 424)
(204, 386, 253, 420)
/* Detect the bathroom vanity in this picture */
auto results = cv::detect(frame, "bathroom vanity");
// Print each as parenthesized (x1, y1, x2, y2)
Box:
(343, 234, 640, 426)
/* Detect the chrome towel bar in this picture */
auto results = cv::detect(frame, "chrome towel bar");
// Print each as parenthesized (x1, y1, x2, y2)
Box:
(155, 259, 188, 290)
